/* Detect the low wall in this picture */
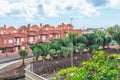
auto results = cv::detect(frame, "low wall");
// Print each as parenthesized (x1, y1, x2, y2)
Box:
(25, 64, 47, 80)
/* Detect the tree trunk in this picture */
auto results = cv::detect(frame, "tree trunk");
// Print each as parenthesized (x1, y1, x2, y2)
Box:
(36, 56, 39, 61)
(107, 44, 109, 48)
(118, 42, 120, 48)
(73, 46, 76, 53)
(117, 39, 120, 49)
(51, 57, 53, 61)
(103, 44, 105, 49)
(118, 43, 120, 52)
(80, 51, 83, 55)
(43, 59, 45, 65)
(71, 51, 73, 67)
(23, 58, 24, 65)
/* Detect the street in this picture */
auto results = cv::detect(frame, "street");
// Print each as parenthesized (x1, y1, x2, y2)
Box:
(0, 53, 33, 69)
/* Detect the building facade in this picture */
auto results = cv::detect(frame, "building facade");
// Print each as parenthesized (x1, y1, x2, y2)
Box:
(0, 23, 82, 54)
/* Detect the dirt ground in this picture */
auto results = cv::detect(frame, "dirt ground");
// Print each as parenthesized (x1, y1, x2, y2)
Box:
(0, 45, 119, 80)
(33, 46, 120, 79)
(33, 52, 92, 79)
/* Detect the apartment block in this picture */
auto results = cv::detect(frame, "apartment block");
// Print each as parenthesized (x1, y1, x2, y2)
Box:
(0, 23, 82, 54)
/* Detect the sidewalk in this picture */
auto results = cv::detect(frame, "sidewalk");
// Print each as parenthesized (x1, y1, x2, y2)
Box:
(0, 51, 33, 64)
(0, 57, 33, 70)
(0, 60, 21, 70)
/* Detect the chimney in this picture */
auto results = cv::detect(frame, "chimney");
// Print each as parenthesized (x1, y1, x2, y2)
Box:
(27, 24, 31, 30)
(4, 24, 6, 29)
(40, 23, 42, 27)
(28, 24, 31, 27)
(62, 23, 64, 25)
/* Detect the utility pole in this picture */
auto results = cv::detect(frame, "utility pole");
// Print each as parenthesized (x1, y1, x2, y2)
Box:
(71, 18, 73, 24)
(71, 18, 73, 67)
(71, 18, 73, 28)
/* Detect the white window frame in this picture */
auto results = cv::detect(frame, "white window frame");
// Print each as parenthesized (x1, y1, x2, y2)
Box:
(29, 37, 34, 42)
(8, 39, 13, 43)
(49, 34, 52, 38)
(42, 35, 46, 41)
(56, 34, 60, 38)
(21, 38, 24, 42)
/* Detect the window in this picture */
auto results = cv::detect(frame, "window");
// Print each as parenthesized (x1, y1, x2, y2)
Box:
(66, 33, 68, 37)
(42, 35, 46, 41)
(29, 37, 33, 42)
(13, 30, 17, 33)
(15, 47, 19, 51)
(50, 34, 52, 37)
(35, 37, 37, 40)
(4, 40, 6, 44)
(21, 46, 25, 50)
(21, 38, 24, 42)
(45, 28, 48, 30)
(0, 49, 2, 53)
(1, 31, 3, 34)
(8, 39, 13, 43)
(56, 34, 60, 38)
(17, 38, 19, 44)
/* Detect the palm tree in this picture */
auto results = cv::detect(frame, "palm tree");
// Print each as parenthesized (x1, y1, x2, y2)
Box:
(49, 49, 56, 60)
(107, 25, 120, 35)
(19, 49, 28, 65)
(68, 32, 78, 47)
(89, 45, 99, 53)
(33, 47, 42, 61)
(76, 43, 86, 55)
(105, 35, 112, 48)
(40, 43, 50, 64)
(50, 39, 61, 52)
(113, 32, 120, 47)
(56, 49, 62, 58)
(76, 36, 88, 45)
(96, 31, 106, 49)
(62, 47, 72, 58)
(67, 32, 78, 67)
(30, 44, 37, 51)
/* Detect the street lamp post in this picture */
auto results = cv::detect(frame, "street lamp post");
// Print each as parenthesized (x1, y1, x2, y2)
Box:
(71, 18, 73, 67)
(71, 45, 73, 67)
(71, 18, 73, 24)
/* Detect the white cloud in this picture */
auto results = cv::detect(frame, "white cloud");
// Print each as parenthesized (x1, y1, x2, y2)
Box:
(0, 0, 11, 16)
(0, 0, 119, 21)
(108, 0, 120, 8)
(0, 0, 39, 21)
(41, 0, 99, 17)
(10, 0, 39, 21)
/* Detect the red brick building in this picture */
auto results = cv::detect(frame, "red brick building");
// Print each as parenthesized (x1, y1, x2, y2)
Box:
(0, 23, 82, 54)
(0, 34, 15, 53)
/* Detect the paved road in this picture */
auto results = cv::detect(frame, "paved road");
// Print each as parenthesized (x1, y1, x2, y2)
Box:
(0, 53, 33, 70)
(0, 60, 21, 70)
(0, 53, 33, 64)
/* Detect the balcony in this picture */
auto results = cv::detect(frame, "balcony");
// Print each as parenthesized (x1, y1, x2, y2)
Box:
(15, 42, 22, 46)
(28, 40, 37, 45)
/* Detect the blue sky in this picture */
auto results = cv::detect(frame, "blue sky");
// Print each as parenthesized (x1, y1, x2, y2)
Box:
(0, 0, 120, 29)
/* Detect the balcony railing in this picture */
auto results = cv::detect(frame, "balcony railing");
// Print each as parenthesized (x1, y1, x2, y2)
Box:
(15, 42, 22, 45)
(28, 41, 37, 44)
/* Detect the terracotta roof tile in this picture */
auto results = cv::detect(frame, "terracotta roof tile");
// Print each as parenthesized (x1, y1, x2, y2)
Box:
(6, 26, 16, 34)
